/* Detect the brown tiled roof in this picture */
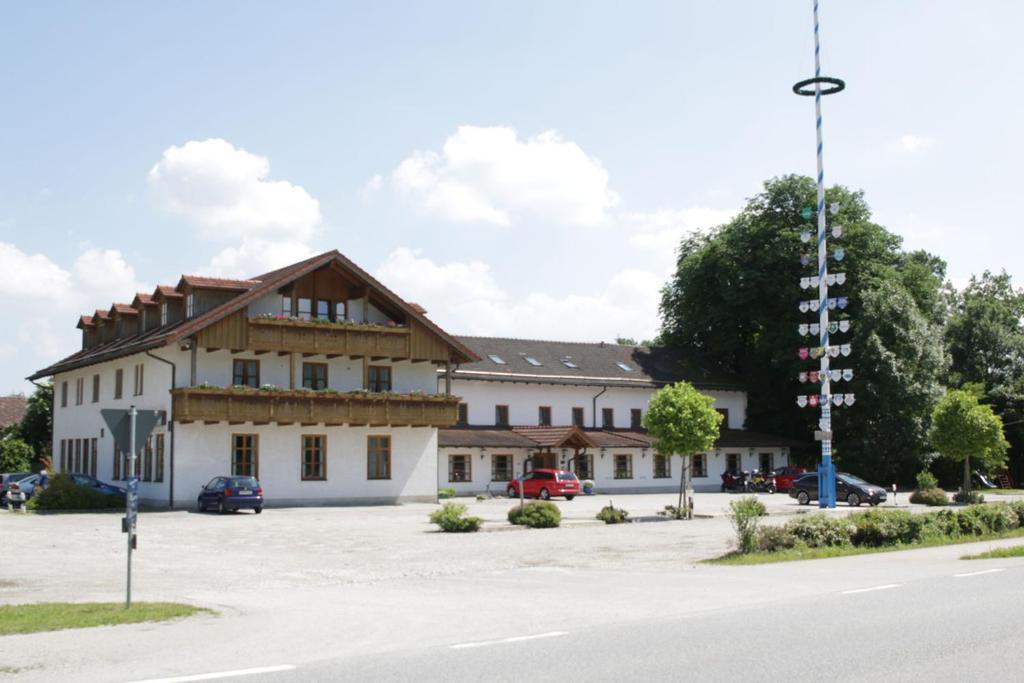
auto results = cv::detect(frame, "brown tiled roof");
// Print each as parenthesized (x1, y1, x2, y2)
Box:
(154, 285, 183, 299)
(110, 303, 137, 316)
(510, 426, 596, 449)
(132, 293, 156, 307)
(179, 275, 259, 291)
(30, 250, 478, 381)
(0, 395, 27, 429)
(92, 309, 110, 320)
(438, 428, 540, 448)
(439, 427, 807, 450)
(450, 336, 742, 391)
(408, 303, 427, 315)
(77, 316, 95, 328)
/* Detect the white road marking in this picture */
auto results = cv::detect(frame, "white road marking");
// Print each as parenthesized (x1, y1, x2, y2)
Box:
(126, 665, 296, 683)
(450, 631, 569, 649)
(840, 584, 902, 595)
(953, 568, 1005, 578)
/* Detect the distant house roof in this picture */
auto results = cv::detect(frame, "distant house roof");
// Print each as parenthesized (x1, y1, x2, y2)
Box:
(438, 427, 805, 450)
(0, 395, 27, 429)
(448, 336, 743, 391)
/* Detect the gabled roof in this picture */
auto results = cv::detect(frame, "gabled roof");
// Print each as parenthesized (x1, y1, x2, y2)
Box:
(30, 249, 478, 380)
(510, 426, 596, 449)
(132, 293, 157, 307)
(153, 285, 183, 300)
(0, 395, 27, 429)
(178, 275, 259, 291)
(449, 336, 742, 391)
(92, 309, 110, 321)
(77, 316, 95, 329)
(110, 303, 138, 316)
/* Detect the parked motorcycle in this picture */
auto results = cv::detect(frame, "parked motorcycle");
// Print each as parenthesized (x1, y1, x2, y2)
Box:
(749, 469, 777, 494)
(720, 471, 752, 493)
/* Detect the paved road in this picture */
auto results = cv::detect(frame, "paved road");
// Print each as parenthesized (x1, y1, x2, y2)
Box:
(9, 534, 1023, 683)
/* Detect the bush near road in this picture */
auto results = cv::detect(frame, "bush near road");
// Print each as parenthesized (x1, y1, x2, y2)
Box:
(428, 503, 483, 532)
(508, 501, 561, 528)
(27, 474, 123, 511)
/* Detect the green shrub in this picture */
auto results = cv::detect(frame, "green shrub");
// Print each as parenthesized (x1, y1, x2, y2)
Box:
(954, 489, 985, 504)
(0, 438, 33, 472)
(437, 487, 457, 499)
(727, 497, 768, 553)
(915, 470, 939, 491)
(508, 501, 561, 528)
(784, 514, 853, 547)
(849, 509, 916, 547)
(29, 474, 124, 511)
(756, 525, 798, 552)
(975, 503, 1019, 533)
(596, 505, 629, 524)
(1008, 501, 1024, 527)
(658, 504, 685, 519)
(428, 503, 483, 532)
(909, 488, 948, 506)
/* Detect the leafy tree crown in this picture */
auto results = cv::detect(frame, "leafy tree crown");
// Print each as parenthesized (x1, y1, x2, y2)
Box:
(642, 382, 723, 456)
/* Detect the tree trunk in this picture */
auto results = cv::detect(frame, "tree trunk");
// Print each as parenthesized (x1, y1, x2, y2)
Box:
(677, 456, 686, 519)
(963, 454, 971, 500)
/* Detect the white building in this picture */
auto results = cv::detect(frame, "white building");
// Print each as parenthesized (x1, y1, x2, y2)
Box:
(32, 251, 800, 507)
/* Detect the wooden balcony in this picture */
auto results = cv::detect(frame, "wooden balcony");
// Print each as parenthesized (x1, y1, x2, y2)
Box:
(247, 317, 412, 358)
(172, 387, 460, 427)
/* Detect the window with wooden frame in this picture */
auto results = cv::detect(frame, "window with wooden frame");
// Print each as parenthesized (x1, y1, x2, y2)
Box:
(491, 454, 513, 482)
(114, 369, 123, 399)
(143, 436, 153, 482)
(457, 403, 468, 425)
(448, 454, 471, 483)
(297, 298, 312, 321)
(367, 365, 392, 392)
(538, 406, 552, 426)
(302, 362, 328, 390)
(60, 381, 68, 407)
(133, 363, 144, 396)
(495, 405, 509, 426)
(232, 359, 260, 388)
(315, 299, 331, 321)
(367, 435, 391, 480)
(74, 438, 82, 472)
(574, 453, 594, 480)
(614, 453, 633, 479)
(759, 452, 773, 473)
(653, 454, 671, 479)
(232, 434, 259, 478)
(302, 435, 327, 480)
(155, 434, 165, 482)
(185, 293, 195, 318)
(726, 452, 741, 475)
(160, 303, 168, 326)
(92, 374, 100, 403)
(693, 453, 708, 478)
(60, 439, 67, 472)
(112, 441, 120, 480)
(571, 407, 584, 427)
(602, 407, 614, 429)
(281, 295, 292, 317)
(631, 408, 642, 430)
(75, 377, 84, 405)
(336, 302, 346, 321)
(90, 438, 98, 477)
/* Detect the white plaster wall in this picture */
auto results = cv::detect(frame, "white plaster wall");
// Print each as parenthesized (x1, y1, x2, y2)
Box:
(446, 380, 747, 430)
(174, 423, 438, 506)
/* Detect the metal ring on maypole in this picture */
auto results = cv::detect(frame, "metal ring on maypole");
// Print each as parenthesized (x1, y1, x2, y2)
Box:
(792, 76, 846, 96)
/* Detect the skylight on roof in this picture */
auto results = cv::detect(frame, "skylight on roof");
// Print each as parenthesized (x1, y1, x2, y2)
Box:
(525, 356, 543, 366)
(561, 358, 579, 369)
(487, 354, 507, 365)
(616, 362, 634, 372)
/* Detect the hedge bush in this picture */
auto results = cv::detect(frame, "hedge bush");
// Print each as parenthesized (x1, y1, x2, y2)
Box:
(728, 497, 768, 553)
(915, 470, 939, 491)
(428, 503, 483, 532)
(437, 487, 457, 499)
(596, 505, 629, 524)
(755, 525, 798, 552)
(28, 474, 124, 511)
(909, 488, 948, 506)
(954, 489, 985, 505)
(784, 515, 854, 547)
(508, 501, 561, 528)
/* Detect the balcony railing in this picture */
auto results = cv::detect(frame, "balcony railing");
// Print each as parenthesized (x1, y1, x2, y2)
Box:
(172, 386, 459, 427)
(248, 317, 411, 358)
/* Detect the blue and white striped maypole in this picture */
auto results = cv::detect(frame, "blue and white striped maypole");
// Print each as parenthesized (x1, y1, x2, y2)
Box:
(793, 0, 846, 508)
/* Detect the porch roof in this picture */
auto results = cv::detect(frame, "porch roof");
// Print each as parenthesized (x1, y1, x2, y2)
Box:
(438, 427, 807, 451)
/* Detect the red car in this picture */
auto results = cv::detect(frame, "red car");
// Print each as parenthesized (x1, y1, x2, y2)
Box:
(506, 469, 580, 500)
(773, 466, 807, 493)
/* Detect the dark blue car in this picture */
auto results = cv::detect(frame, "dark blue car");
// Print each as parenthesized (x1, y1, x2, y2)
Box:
(197, 476, 264, 514)
(69, 474, 126, 497)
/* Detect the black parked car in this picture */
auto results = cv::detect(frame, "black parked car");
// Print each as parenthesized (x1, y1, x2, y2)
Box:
(789, 472, 887, 507)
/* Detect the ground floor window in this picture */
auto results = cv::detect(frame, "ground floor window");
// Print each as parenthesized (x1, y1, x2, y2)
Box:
(232, 434, 259, 478)
(302, 363, 328, 390)
(448, 454, 471, 482)
(59, 439, 66, 472)
(491, 454, 513, 482)
(367, 435, 391, 480)
(302, 435, 326, 480)
(74, 438, 82, 473)
(726, 453, 741, 475)
(759, 452, 773, 473)
(155, 434, 165, 482)
(614, 454, 633, 479)
(574, 453, 594, 480)
(112, 441, 120, 480)
(143, 436, 153, 481)
(653, 454, 671, 479)
(90, 438, 97, 477)
(693, 454, 707, 478)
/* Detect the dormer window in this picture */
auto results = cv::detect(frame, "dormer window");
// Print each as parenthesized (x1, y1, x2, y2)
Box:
(525, 357, 542, 366)
(185, 294, 195, 319)
(160, 303, 167, 326)
(488, 354, 506, 365)
(616, 362, 634, 372)
(561, 358, 579, 369)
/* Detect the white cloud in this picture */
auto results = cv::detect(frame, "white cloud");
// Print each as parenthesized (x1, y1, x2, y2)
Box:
(148, 138, 321, 241)
(206, 237, 316, 279)
(620, 207, 736, 266)
(0, 242, 73, 300)
(388, 126, 619, 227)
(376, 248, 661, 342)
(899, 135, 935, 153)
(72, 248, 145, 304)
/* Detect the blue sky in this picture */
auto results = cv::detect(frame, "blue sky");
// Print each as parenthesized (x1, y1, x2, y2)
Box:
(2, 1, 1022, 393)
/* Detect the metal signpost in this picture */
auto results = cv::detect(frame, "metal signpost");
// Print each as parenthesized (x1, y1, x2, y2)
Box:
(101, 406, 164, 608)
(792, 0, 852, 509)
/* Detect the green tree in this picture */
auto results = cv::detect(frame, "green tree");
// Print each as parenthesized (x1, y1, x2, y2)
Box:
(17, 381, 53, 460)
(658, 175, 947, 482)
(0, 438, 33, 472)
(930, 389, 1009, 497)
(643, 381, 723, 518)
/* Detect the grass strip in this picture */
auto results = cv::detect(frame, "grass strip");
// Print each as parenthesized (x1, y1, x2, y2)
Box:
(961, 544, 1024, 560)
(706, 527, 1024, 565)
(0, 602, 211, 636)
